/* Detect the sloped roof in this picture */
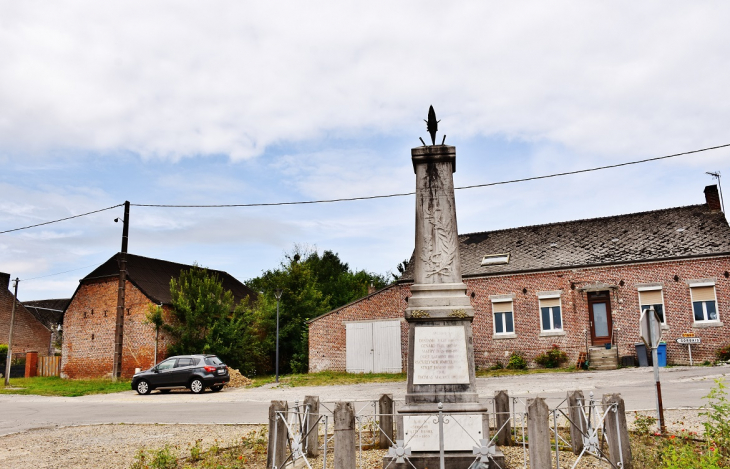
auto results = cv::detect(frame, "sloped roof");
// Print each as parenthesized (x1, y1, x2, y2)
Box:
(402, 203, 730, 281)
(23, 299, 69, 327)
(79, 253, 255, 306)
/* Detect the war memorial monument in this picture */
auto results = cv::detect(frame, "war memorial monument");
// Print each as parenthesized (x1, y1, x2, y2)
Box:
(386, 107, 504, 468)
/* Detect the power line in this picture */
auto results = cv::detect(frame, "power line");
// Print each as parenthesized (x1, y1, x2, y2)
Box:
(455, 143, 730, 191)
(0, 204, 124, 234)
(1, 142, 729, 231)
(20, 262, 107, 282)
(131, 142, 730, 208)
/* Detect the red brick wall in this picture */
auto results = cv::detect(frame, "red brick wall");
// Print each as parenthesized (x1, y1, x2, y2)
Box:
(61, 278, 172, 379)
(309, 284, 410, 372)
(308, 256, 730, 371)
(0, 289, 51, 357)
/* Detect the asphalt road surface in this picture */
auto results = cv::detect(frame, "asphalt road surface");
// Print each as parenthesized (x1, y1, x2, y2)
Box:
(1, 365, 727, 437)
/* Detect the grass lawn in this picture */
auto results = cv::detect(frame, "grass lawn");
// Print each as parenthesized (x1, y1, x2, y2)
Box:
(249, 371, 408, 388)
(0, 376, 131, 397)
(248, 367, 581, 387)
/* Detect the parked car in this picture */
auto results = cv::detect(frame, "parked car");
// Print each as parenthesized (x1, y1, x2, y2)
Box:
(131, 354, 230, 395)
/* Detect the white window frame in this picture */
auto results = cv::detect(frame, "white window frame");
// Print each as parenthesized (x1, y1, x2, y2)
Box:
(689, 281, 720, 324)
(491, 298, 515, 336)
(538, 293, 563, 332)
(637, 285, 666, 325)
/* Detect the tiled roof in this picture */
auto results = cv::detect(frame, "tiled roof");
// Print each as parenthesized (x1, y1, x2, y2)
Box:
(23, 298, 69, 327)
(402, 204, 730, 281)
(80, 253, 255, 306)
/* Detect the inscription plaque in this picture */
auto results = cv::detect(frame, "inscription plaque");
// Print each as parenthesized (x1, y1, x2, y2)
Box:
(413, 326, 469, 384)
(402, 414, 483, 451)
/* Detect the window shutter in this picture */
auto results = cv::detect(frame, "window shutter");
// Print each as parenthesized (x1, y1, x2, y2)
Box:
(639, 290, 662, 305)
(691, 286, 716, 302)
(492, 301, 513, 313)
(539, 297, 560, 308)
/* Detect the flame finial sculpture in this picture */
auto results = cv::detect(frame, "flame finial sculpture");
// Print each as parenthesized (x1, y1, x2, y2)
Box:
(424, 105, 441, 145)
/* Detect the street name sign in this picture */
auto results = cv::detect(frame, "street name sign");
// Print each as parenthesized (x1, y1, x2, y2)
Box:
(677, 337, 701, 345)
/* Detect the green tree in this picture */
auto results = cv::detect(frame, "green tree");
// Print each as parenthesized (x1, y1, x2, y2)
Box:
(164, 265, 253, 371)
(391, 258, 410, 281)
(247, 247, 389, 374)
(145, 304, 165, 365)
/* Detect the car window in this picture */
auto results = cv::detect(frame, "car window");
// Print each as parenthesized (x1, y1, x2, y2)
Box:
(175, 358, 194, 368)
(157, 359, 175, 371)
(204, 356, 222, 366)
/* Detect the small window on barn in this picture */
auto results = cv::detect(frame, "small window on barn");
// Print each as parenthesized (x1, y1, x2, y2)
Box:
(491, 299, 514, 335)
(481, 253, 510, 266)
(538, 294, 562, 332)
(638, 285, 666, 324)
(689, 282, 719, 323)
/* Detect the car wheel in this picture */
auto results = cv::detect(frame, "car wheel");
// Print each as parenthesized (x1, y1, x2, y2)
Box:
(210, 385, 223, 392)
(136, 380, 151, 395)
(159, 389, 171, 394)
(190, 378, 205, 394)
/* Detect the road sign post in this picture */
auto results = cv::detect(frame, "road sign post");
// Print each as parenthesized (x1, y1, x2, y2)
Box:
(676, 337, 701, 366)
(640, 306, 665, 434)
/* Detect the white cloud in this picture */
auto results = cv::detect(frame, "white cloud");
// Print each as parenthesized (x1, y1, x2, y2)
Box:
(1, 2, 729, 161)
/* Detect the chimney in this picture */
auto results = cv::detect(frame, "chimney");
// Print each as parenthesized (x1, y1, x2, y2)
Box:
(368, 282, 376, 295)
(0, 272, 9, 291)
(705, 184, 722, 211)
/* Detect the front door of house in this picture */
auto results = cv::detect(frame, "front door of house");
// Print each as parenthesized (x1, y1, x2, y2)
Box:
(588, 291, 613, 346)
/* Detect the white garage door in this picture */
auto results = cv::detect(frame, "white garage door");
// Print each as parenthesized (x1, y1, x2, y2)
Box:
(346, 320, 402, 373)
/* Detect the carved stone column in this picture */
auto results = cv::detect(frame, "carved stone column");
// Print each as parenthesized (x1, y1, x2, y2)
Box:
(404, 145, 478, 407)
(384, 118, 504, 468)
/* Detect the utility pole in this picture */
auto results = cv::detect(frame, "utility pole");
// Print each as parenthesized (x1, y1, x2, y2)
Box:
(4, 278, 19, 386)
(274, 289, 283, 383)
(111, 201, 130, 381)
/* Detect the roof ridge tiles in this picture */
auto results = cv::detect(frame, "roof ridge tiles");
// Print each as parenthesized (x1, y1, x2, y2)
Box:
(457, 203, 707, 238)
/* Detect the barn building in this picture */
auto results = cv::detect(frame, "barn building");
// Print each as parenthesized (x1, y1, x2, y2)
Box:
(61, 253, 255, 379)
(0, 273, 54, 359)
(308, 185, 730, 372)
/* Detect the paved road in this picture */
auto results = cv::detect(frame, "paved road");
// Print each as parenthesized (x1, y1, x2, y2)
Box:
(0, 365, 727, 437)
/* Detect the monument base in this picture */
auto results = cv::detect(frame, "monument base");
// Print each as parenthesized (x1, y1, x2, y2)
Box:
(382, 450, 505, 469)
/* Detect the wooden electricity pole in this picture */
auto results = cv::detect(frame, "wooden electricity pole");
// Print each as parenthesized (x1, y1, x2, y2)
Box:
(4, 278, 19, 386)
(111, 201, 130, 381)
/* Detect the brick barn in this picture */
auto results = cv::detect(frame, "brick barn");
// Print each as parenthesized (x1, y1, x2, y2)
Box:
(1, 272, 55, 359)
(61, 253, 255, 379)
(308, 185, 730, 372)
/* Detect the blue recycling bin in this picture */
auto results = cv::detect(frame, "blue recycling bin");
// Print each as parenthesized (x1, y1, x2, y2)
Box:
(657, 342, 667, 367)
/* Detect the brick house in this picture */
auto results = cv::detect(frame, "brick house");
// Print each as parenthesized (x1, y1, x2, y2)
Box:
(61, 253, 255, 379)
(309, 185, 730, 372)
(23, 298, 69, 355)
(0, 273, 53, 358)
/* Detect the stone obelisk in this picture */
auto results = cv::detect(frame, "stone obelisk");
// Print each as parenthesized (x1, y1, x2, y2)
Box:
(404, 117, 478, 408)
(385, 108, 502, 469)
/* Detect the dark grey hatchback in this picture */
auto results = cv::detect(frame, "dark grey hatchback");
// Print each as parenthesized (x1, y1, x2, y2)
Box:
(131, 354, 230, 395)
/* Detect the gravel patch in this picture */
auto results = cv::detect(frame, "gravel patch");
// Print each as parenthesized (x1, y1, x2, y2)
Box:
(0, 408, 710, 468)
(0, 423, 259, 469)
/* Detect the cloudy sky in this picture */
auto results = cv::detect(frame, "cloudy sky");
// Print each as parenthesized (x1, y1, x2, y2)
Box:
(1, 2, 729, 301)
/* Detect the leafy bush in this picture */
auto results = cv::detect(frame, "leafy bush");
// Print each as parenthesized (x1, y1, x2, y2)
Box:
(658, 432, 723, 469)
(633, 412, 657, 437)
(130, 445, 177, 469)
(0, 344, 7, 357)
(506, 352, 527, 370)
(535, 344, 568, 368)
(715, 343, 730, 362)
(487, 362, 504, 371)
(701, 378, 730, 462)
